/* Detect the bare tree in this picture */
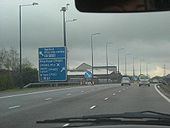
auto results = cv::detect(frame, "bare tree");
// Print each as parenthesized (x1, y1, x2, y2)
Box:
(0, 48, 35, 89)
(3, 49, 10, 70)
(9, 47, 19, 71)
(22, 58, 33, 69)
(1, 48, 19, 71)
(0, 49, 6, 69)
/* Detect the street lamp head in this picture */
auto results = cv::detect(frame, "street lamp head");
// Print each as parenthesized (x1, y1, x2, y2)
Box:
(73, 19, 77, 21)
(92, 33, 100, 36)
(66, 19, 77, 23)
(95, 33, 100, 35)
(61, 7, 67, 12)
(66, 3, 70, 10)
(32, 2, 38, 5)
(118, 48, 124, 53)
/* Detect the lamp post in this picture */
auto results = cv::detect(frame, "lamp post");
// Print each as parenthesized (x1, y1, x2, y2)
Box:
(133, 56, 135, 77)
(19, 2, 38, 86)
(139, 58, 144, 75)
(125, 53, 131, 75)
(146, 63, 149, 76)
(140, 60, 142, 75)
(91, 33, 100, 83)
(117, 48, 124, 74)
(106, 42, 112, 83)
(60, 4, 70, 47)
(65, 18, 77, 70)
(61, 4, 74, 81)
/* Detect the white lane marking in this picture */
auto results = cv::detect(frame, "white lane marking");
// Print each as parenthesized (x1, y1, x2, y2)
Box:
(45, 98, 52, 101)
(63, 123, 70, 127)
(154, 85, 170, 103)
(90, 105, 96, 110)
(8, 105, 21, 109)
(118, 90, 121, 92)
(104, 97, 109, 101)
(67, 93, 72, 96)
(113, 93, 116, 96)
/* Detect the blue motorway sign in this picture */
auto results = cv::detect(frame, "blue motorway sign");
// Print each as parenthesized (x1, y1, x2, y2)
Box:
(39, 47, 67, 81)
(84, 70, 92, 79)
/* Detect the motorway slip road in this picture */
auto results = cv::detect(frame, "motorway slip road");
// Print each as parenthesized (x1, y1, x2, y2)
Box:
(0, 84, 170, 128)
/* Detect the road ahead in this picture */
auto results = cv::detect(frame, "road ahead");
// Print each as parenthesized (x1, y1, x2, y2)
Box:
(0, 84, 170, 128)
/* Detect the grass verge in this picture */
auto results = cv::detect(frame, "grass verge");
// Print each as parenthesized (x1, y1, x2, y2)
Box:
(0, 84, 84, 94)
(159, 84, 170, 99)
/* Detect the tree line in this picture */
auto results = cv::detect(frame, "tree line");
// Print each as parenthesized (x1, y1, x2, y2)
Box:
(0, 48, 38, 90)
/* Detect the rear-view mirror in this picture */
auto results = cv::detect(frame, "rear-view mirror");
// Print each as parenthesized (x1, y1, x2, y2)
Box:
(75, 0, 170, 13)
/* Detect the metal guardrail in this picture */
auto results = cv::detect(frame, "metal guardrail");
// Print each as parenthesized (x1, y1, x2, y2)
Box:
(23, 82, 58, 88)
(23, 82, 81, 88)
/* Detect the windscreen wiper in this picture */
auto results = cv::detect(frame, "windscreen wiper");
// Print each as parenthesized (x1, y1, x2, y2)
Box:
(36, 111, 170, 128)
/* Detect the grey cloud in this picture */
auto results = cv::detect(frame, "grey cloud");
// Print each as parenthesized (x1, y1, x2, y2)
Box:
(0, 0, 170, 76)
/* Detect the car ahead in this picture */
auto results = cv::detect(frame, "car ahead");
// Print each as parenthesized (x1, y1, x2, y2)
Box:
(139, 75, 150, 87)
(121, 76, 131, 86)
(151, 79, 159, 84)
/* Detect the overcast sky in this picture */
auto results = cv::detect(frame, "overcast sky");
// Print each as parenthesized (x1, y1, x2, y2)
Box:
(1, 0, 170, 77)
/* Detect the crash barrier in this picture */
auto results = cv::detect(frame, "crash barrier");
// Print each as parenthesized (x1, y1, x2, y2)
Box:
(23, 82, 80, 88)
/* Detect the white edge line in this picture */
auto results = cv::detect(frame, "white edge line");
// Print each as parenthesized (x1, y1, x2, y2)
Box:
(154, 85, 170, 103)
(0, 85, 95, 99)
(8, 105, 21, 109)
(0, 89, 61, 99)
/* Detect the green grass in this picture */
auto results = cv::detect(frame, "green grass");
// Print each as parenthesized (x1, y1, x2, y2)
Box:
(159, 84, 170, 98)
(0, 87, 38, 93)
(160, 84, 170, 93)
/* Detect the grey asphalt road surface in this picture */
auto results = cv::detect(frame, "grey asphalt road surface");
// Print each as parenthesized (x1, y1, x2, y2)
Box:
(0, 84, 170, 128)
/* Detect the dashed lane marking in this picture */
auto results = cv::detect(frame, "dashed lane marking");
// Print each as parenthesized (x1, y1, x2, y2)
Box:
(45, 98, 52, 101)
(90, 105, 96, 110)
(63, 123, 70, 127)
(8, 105, 21, 109)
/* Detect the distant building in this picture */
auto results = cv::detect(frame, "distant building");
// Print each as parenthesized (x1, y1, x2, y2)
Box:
(69, 63, 117, 74)
(68, 63, 119, 84)
(75, 63, 91, 72)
